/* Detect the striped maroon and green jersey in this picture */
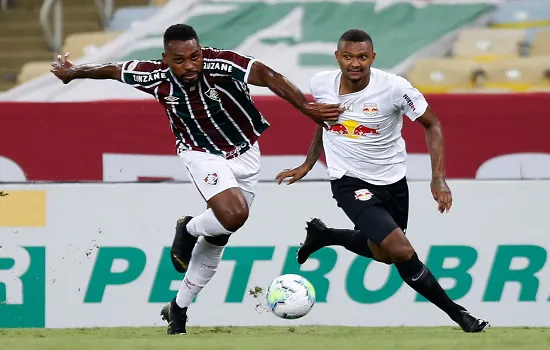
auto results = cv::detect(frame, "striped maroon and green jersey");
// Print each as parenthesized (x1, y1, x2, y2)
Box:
(120, 47, 270, 158)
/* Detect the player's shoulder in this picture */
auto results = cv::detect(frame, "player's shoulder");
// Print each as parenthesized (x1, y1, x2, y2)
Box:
(310, 69, 339, 84)
(121, 59, 169, 85)
(123, 59, 167, 72)
(371, 67, 406, 85)
(309, 69, 339, 92)
(371, 68, 414, 97)
(201, 46, 252, 59)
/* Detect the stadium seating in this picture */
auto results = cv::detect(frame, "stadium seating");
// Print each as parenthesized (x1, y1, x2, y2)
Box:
(2, 0, 549, 96)
(490, 0, 550, 28)
(0, 0, 156, 91)
(451, 28, 527, 62)
(16, 61, 53, 85)
(107, 6, 160, 31)
(529, 29, 550, 56)
(61, 31, 121, 60)
(407, 59, 482, 93)
(408, 0, 550, 94)
(477, 57, 550, 91)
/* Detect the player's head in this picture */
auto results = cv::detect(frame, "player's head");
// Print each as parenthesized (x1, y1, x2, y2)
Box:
(335, 29, 376, 83)
(162, 24, 203, 84)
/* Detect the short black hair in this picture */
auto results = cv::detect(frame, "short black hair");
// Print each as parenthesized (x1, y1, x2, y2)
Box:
(163, 24, 199, 46)
(338, 29, 373, 45)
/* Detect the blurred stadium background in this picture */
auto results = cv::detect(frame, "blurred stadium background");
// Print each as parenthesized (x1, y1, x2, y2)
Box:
(1, 0, 550, 345)
(1, 0, 550, 94)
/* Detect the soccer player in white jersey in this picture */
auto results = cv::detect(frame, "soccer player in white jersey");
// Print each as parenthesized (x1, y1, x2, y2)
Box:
(276, 29, 489, 332)
(51, 24, 343, 335)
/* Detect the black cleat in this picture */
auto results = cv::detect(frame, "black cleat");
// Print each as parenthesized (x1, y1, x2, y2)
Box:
(297, 218, 330, 265)
(165, 298, 188, 335)
(171, 216, 197, 273)
(453, 310, 490, 333)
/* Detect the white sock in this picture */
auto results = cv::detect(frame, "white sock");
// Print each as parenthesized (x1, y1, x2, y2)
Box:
(186, 208, 232, 237)
(176, 238, 224, 308)
(186, 190, 255, 237)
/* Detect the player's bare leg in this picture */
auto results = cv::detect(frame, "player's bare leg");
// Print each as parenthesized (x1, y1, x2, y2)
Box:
(171, 187, 248, 273)
(298, 217, 489, 332)
(378, 228, 489, 332)
(166, 187, 251, 335)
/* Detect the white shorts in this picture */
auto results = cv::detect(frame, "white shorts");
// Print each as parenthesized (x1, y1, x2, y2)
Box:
(179, 142, 261, 202)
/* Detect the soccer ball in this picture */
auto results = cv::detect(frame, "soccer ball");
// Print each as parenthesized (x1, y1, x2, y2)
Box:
(265, 274, 316, 319)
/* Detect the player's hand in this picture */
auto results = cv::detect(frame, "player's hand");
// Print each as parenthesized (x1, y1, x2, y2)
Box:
(275, 164, 312, 185)
(430, 175, 452, 213)
(302, 102, 344, 126)
(50, 52, 74, 84)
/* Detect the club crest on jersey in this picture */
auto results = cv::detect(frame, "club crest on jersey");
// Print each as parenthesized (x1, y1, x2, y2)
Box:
(205, 88, 221, 102)
(354, 189, 373, 201)
(204, 173, 218, 186)
(363, 103, 379, 116)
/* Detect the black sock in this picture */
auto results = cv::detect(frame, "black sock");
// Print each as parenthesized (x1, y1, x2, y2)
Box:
(322, 228, 374, 258)
(395, 252, 465, 318)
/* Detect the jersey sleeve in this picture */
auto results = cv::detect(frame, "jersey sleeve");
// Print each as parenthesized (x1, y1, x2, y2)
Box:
(202, 48, 256, 83)
(391, 76, 428, 121)
(120, 60, 167, 95)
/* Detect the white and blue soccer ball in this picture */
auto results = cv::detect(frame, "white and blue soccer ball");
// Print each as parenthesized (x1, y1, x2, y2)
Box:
(266, 274, 316, 319)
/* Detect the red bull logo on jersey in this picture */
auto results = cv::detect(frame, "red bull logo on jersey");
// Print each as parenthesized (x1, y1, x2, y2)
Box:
(328, 120, 379, 138)
(363, 103, 379, 116)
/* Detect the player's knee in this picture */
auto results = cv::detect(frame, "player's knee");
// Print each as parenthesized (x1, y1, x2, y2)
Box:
(218, 205, 249, 232)
(380, 228, 415, 263)
(368, 241, 393, 264)
(389, 242, 415, 263)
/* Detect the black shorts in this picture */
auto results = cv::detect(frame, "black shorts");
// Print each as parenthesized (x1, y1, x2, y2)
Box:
(330, 175, 409, 246)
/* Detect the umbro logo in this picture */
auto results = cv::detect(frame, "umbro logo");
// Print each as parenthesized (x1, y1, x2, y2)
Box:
(165, 96, 179, 104)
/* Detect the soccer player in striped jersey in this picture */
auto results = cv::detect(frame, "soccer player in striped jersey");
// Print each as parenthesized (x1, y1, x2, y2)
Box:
(50, 24, 343, 335)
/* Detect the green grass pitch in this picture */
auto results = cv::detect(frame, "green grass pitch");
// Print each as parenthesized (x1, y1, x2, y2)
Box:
(1, 326, 549, 350)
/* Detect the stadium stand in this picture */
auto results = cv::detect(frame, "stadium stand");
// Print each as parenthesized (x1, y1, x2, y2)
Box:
(490, 0, 550, 28)
(106, 6, 160, 31)
(406, 59, 482, 93)
(450, 28, 527, 61)
(0, 0, 159, 91)
(407, 0, 550, 94)
(0, 0, 549, 97)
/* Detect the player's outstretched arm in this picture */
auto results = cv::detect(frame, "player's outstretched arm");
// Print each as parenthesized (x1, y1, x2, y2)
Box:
(50, 52, 122, 84)
(415, 107, 452, 213)
(276, 124, 324, 185)
(247, 61, 343, 125)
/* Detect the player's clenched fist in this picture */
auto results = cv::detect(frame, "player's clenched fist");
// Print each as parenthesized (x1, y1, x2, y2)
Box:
(50, 52, 74, 84)
(301, 102, 344, 126)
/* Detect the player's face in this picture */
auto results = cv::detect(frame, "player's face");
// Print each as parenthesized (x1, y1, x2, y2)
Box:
(335, 41, 376, 82)
(163, 39, 203, 84)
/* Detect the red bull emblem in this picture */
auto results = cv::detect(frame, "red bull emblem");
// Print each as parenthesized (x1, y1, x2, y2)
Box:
(328, 120, 379, 138)
(363, 103, 379, 116)
(328, 123, 349, 135)
(354, 189, 373, 201)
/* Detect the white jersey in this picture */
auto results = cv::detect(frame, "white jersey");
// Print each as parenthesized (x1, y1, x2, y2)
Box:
(310, 68, 428, 185)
